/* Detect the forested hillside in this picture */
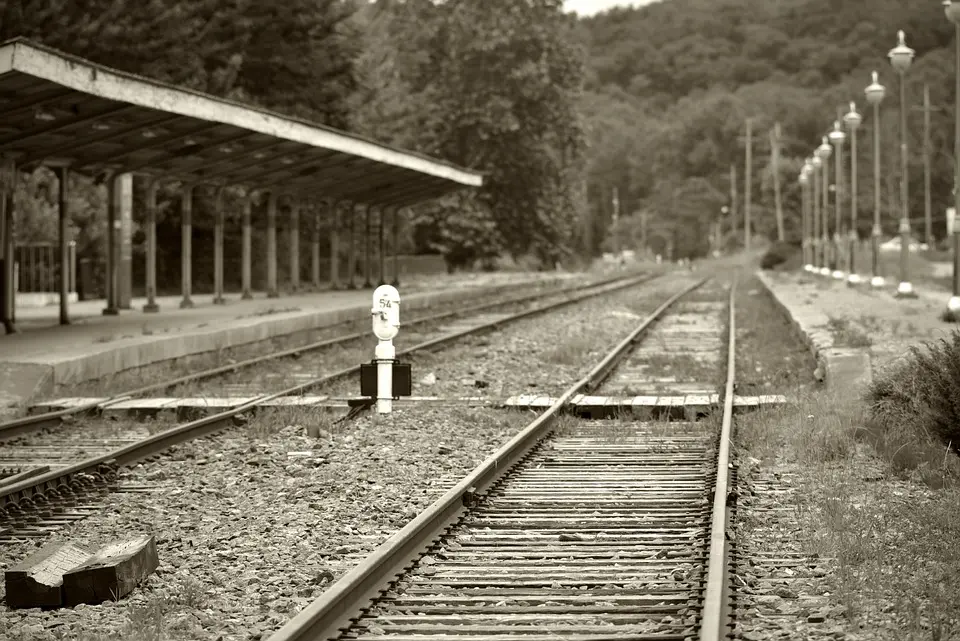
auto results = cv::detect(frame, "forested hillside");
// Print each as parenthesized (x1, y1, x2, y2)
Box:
(4, 0, 959, 284)
(579, 0, 958, 258)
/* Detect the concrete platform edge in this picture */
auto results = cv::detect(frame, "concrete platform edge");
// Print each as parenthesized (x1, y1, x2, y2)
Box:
(6, 276, 572, 390)
(755, 270, 873, 392)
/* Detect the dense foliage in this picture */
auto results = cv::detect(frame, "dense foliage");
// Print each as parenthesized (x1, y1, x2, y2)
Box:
(6, 0, 960, 283)
(580, 0, 960, 258)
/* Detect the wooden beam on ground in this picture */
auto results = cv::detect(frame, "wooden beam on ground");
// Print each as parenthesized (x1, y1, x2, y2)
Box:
(62, 535, 159, 606)
(4, 541, 95, 608)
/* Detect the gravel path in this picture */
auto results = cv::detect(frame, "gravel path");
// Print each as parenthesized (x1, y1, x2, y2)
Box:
(0, 271, 698, 641)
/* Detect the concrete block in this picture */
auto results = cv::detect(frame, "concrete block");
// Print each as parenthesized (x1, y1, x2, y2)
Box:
(0, 362, 53, 414)
(5, 542, 95, 609)
(62, 535, 159, 606)
(823, 348, 873, 391)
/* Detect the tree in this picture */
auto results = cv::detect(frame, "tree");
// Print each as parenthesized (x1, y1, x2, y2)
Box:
(421, 0, 588, 264)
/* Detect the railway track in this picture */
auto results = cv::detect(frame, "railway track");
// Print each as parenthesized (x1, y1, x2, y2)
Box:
(266, 275, 739, 641)
(3, 271, 649, 441)
(0, 270, 671, 541)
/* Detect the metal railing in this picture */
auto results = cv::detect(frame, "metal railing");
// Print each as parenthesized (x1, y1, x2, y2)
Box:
(14, 242, 77, 293)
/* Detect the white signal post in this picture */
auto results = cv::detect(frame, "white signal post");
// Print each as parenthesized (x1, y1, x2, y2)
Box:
(371, 285, 401, 414)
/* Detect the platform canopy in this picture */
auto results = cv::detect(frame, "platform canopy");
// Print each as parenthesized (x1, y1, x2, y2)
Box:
(0, 37, 483, 207)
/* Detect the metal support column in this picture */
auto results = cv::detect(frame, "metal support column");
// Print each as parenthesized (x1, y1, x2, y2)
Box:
(391, 207, 401, 287)
(363, 205, 372, 288)
(241, 193, 253, 299)
(377, 207, 386, 285)
(266, 192, 279, 298)
(330, 204, 341, 290)
(213, 187, 226, 305)
(179, 183, 194, 309)
(143, 180, 159, 312)
(347, 207, 357, 289)
(289, 201, 300, 291)
(312, 203, 321, 288)
(103, 175, 120, 315)
(55, 167, 71, 325)
(1, 158, 16, 334)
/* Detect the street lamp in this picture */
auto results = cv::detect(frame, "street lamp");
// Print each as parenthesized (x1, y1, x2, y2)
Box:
(944, 1, 960, 318)
(816, 135, 833, 276)
(865, 70, 886, 288)
(828, 121, 847, 280)
(812, 154, 823, 272)
(844, 102, 863, 285)
(800, 166, 811, 271)
(889, 29, 917, 298)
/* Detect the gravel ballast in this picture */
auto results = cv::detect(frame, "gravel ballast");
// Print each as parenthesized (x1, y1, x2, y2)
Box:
(320, 273, 702, 399)
(0, 270, 699, 641)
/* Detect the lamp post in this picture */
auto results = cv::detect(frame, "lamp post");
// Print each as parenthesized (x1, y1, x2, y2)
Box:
(800, 167, 811, 270)
(816, 136, 833, 276)
(844, 102, 863, 285)
(944, 1, 960, 318)
(865, 71, 886, 288)
(828, 121, 847, 280)
(812, 154, 823, 272)
(889, 30, 917, 298)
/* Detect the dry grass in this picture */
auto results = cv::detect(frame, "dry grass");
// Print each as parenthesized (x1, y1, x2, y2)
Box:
(826, 316, 873, 348)
(47, 577, 210, 641)
(541, 335, 595, 365)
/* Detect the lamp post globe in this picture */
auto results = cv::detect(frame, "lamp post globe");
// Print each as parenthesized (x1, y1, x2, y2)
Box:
(843, 103, 862, 131)
(948, 0, 960, 24)
(828, 122, 847, 280)
(888, 30, 915, 73)
(865, 72, 886, 106)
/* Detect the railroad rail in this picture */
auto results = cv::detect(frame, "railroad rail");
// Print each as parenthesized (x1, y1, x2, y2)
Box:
(266, 276, 739, 641)
(0, 270, 669, 537)
(1, 270, 653, 441)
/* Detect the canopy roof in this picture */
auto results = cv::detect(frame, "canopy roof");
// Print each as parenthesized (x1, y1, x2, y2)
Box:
(0, 37, 483, 207)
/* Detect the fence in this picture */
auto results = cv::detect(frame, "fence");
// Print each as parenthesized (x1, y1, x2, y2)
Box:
(14, 242, 77, 294)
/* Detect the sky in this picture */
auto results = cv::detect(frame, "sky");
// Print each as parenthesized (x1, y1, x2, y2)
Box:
(564, 0, 657, 16)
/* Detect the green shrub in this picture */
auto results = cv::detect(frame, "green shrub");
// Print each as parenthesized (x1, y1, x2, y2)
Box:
(865, 332, 960, 458)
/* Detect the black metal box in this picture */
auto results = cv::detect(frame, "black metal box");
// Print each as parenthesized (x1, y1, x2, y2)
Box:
(360, 362, 413, 398)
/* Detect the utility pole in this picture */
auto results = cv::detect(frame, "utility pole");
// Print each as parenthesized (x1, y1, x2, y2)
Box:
(771, 122, 784, 242)
(730, 164, 738, 244)
(745, 118, 753, 252)
(907, 84, 944, 247)
(611, 186, 620, 255)
(924, 83, 933, 246)
(640, 209, 648, 254)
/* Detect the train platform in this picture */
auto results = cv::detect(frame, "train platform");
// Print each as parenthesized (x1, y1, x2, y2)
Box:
(0, 271, 582, 415)
(757, 269, 960, 391)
